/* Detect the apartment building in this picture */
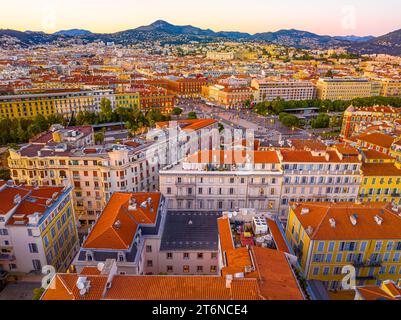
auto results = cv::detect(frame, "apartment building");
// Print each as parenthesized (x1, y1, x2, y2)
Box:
(159, 150, 283, 214)
(137, 87, 175, 114)
(0, 89, 114, 119)
(206, 52, 235, 60)
(278, 145, 362, 217)
(73, 192, 220, 276)
(8, 120, 218, 227)
(316, 78, 375, 101)
(359, 149, 401, 205)
(285, 202, 401, 291)
(114, 91, 140, 109)
(8, 127, 159, 226)
(379, 79, 401, 98)
(202, 84, 255, 109)
(41, 215, 304, 301)
(341, 105, 401, 139)
(164, 77, 209, 98)
(355, 132, 397, 155)
(251, 79, 316, 103)
(0, 181, 78, 274)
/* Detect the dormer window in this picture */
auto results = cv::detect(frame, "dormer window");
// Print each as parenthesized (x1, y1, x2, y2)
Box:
(118, 252, 125, 262)
(86, 252, 93, 261)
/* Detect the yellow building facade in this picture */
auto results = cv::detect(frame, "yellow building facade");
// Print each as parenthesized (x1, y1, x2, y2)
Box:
(316, 78, 374, 100)
(285, 202, 401, 291)
(359, 149, 401, 205)
(114, 92, 140, 109)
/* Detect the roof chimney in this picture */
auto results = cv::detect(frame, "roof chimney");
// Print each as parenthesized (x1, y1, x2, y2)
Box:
(114, 220, 121, 229)
(225, 275, 233, 289)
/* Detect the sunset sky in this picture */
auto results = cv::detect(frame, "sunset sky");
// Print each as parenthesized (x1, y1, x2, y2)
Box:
(0, 0, 400, 36)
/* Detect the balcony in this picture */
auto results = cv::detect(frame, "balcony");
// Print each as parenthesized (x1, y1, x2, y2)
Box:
(352, 260, 382, 268)
(355, 275, 376, 281)
(0, 254, 16, 261)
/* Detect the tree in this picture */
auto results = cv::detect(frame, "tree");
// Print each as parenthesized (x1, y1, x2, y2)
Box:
(172, 107, 183, 117)
(187, 112, 197, 120)
(32, 287, 45, 300)
(279, 112, 299, 127)
(99, 98, 113, 123)
(311, 113, 330, 129)
(94, 131, 105, 145)
(0, 168, 10, 180)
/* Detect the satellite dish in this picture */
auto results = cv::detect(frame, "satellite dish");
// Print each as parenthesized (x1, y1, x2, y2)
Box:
(77, 281, 85, 290)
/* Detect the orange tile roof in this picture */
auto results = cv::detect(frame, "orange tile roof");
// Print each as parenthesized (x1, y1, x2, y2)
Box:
(292, 202, 401, 240)
(289, 139, 327, 151)
(361, 163, 401, 176)
(41, 274, 108, 300)
(156, 119, 217, 131)
(357, 132, 396, 149)
(356, 284, 401, 300)
(83, 192, 161, 250)
(280, 149, 360, 163)
(81, 266, 102, 276)
(266, 219, 290, 253)
(251, 247, 304, 300)
(105, 276, 261, 300)
(362, 149, 394, 161)
(217, 217, 234, 251)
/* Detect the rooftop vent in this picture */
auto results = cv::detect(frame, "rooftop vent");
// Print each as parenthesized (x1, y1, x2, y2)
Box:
(114, 220, 121, 229)
(140, 201, 147, 209)
(301, 208, 310, 215)
(128, 197, 137, 211)
(374, 215, 384, 225)
(14, 194, 21, 205)
(76, 277, 91, 296)
(329, 218, 336, 228)
(350, 214, 358, 226)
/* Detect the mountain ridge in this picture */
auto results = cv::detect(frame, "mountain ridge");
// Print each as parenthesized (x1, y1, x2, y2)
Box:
(1, 20, 400, 55)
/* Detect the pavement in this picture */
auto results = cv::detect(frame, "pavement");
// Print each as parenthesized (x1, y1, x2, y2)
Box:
(0, 281, 40, 300)
(177, 100, 313, 142)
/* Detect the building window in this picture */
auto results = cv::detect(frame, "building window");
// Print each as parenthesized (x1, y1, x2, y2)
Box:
(146, 245, 152, 253)
(28, 243, 38, 253)
(183, 265, 190, 273)
(167, 266, 173, 273)
(211, 252, 217, 259)
(210, 265, 217, 273)
(183, 252, 189, 260)
(197, 266, 203, 273)
(147, 260, 153, 267)
(197, 253, 203, 259)
(32, 259, 42, 271)
(166, 252, 173, 259)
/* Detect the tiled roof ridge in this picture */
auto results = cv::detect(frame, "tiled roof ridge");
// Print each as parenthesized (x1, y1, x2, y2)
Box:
(57, 274, 75, 299)
(306, 203, 331, 238)
(88, 206, 132, 250)
(249, 247, 268, 300)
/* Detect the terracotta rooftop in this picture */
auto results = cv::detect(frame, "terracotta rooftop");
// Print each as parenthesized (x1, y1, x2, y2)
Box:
(83, 192, 162, 250)
(291, 202, 401, 240)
